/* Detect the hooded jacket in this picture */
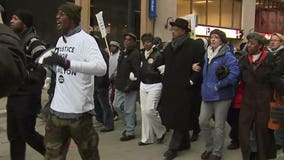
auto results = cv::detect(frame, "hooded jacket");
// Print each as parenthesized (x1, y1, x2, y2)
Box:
(202, 45, 240, 101)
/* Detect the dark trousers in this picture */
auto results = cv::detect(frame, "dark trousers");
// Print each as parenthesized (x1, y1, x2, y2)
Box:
(227, 107, 240, 143)
(94, 89, 114, 129)
(169, 130, 190, 151)
(192, 95, 201, 134)
(7, 96, 45, 160)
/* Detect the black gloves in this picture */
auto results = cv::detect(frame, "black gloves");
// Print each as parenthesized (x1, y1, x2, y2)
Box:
(215, 65, 229, 80)
(43, 54, 70, 70)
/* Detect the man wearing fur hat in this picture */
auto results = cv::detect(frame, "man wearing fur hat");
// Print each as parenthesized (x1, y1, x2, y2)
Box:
(42, 2, 106, 159)
(7, 9, 47, 160)
(158, 18, 205, 160)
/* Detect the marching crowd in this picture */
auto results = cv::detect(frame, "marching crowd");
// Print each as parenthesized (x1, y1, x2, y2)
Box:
(1, 2, 284, 160)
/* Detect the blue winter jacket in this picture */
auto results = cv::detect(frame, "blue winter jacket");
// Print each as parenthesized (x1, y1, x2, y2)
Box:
(201, 45, 240, 102)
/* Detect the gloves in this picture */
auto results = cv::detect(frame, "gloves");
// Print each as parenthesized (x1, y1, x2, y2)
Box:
(43, 54, 70, 70)
(215, 65, 229, 80)
(157, 65, 165, 75)
(129, 72, 137, 81)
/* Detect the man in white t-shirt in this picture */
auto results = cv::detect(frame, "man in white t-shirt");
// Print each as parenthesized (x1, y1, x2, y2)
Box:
(42, 2, 106, 159)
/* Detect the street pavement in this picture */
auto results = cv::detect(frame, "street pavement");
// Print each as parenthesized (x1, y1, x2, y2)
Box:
(0, 90, 253, 160)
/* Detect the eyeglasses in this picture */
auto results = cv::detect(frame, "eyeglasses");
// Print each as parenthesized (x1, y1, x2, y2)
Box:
(56, 11, 66, 17)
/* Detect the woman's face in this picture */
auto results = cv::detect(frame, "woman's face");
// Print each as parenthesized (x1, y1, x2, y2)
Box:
(142, 40, 153, 51)
(247, 39, 262, 55)
(210, 34, 223, 50)
(269, 35, 283, 50)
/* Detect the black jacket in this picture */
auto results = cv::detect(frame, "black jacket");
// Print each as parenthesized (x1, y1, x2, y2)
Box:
(10, 27, 46, 97)
(140, 47, 163, 84)
(0, 24, 27, 98)
(115, 44, 140, 92)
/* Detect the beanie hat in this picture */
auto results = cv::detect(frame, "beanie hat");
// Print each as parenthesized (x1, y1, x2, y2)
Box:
(210, 29, 227, 43)
(58, 2, 82, 25)
(124, 33, 137, 41)
(13, 10, 33, 28)
(110, 40, 120, 48)
(246, 32, 267, 45)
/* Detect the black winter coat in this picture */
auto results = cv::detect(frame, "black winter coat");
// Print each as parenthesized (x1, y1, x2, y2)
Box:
(0, 24, 27, 98)
(115, 44, 140, 92)
(159, 37, 205, 130)
(140, 47, 163, 84)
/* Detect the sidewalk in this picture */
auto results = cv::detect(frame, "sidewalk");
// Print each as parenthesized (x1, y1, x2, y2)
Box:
(0, 97, 243, 160)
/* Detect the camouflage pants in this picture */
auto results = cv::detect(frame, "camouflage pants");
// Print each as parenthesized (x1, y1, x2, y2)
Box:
(44, 113, 100, 160)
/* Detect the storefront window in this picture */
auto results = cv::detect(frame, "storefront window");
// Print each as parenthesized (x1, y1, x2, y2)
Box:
(233, 0, 241, 28)
(192, 0, 206, 24)
(221, 0, 233, 27)
(176, 0, 242, 28)
(177, 0, 191, 17)
(208, 0, 220, 26)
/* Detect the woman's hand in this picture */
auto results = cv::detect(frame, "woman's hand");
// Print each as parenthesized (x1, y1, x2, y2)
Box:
(192, 62, 201, 72)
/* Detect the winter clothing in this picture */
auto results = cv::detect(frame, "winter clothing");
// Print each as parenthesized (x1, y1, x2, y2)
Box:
(159, 37, 204, 130)
(210, 29, 227, 43)
(0, 24, 26, 98)
(13, 10, 33, 28)
(115, 44, 140, 92)
(140, 47, 163, 84)
(6, 24, 46, 159)
(58, 2, 81, 24)
(201, 45, 240, 102)
(239, 50, 284, 160)
(169, 18, 191, 32)
(123, 33, 137, 41)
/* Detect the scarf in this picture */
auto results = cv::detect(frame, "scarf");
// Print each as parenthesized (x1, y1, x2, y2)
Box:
(144, 45, 155, 59)
(171, 34, 188, 51)
(268, 45, 284, 56)
(207, 45, 222, 64)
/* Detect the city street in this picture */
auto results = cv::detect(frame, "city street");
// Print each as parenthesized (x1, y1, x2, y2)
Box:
(0, 90, 245, 160)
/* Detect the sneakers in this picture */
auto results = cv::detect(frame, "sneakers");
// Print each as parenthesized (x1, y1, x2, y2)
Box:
(163, 149, 177, 160)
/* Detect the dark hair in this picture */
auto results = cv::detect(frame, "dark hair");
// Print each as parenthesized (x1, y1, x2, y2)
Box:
(141, 33, 154, 42)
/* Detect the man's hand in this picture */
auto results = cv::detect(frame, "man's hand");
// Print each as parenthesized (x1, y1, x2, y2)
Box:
(43, 54, 70, 70)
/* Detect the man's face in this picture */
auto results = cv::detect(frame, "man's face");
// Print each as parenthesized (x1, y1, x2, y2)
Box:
(10, 15, 25, 33)
(247, 39, 262, 55)
(142, 40, 153, 51)
(210, 34, 223, 49)
(269, 35, 282, 51)
(171, 26, 186, 39)
(123, 35, 135, 48)
(56, 10, 73, 34)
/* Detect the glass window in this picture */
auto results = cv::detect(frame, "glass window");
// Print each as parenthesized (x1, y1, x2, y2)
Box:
(208, 0, 220, 26)
(221, 0, 233, 27)
(192, 0, 206, 24)
(177, 0, 191, 17)
(233, 0, 242, 28)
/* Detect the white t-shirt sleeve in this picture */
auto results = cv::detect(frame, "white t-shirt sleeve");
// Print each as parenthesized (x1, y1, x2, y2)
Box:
(69, 37, 107, 76)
